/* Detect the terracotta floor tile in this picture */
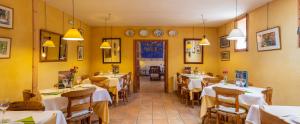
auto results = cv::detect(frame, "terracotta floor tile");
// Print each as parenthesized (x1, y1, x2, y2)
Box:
(136, 119, 152, 124)
(153, 119, 169, 124)
(138, 113, 153, 120)
(168, 119, 185, 124)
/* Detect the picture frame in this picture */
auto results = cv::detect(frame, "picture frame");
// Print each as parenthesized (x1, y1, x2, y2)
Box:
(0, 4, 13, 29)
(102, 38, 121, 63)
(220, 36, 230, 48)
(256, 27, 281, 52)
(0, 37, 11, 59)
(184, 38, 204, 64)
(221, 51, 230, 61)
(77, 46, 84, 61)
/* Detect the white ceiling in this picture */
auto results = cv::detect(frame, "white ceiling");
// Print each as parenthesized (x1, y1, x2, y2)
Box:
(47, 0, 272, 27)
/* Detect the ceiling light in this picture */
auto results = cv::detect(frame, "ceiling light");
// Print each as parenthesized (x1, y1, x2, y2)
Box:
(100, 14, 112, 49)
(227, 0, 245, 40)
(199, 14, 210, 46)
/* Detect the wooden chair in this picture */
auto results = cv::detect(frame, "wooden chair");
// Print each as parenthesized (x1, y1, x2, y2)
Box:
(176, 73, 183, 96)
(260, 107, 288, 124)
(216, 75, 224, 80)
(8, 101, 45, 111)
(207, 72, 214, 77)
(89, 77, 109, 89)
(127, 72, 132, 96)
(61, 87, 96, 124)
(181, 76, 190, 105)
(149, 66, 161, 81)
(23, 89, 35, 101)
(183, 67, 192, 74)
(119, 76, 129, 104)
(94, 72, 100, 76)
(262, 87, 273, 105)
(213, 87, 247, 124)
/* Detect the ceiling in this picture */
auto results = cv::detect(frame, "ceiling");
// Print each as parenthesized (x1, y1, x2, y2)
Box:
(47, 0, 272, 27)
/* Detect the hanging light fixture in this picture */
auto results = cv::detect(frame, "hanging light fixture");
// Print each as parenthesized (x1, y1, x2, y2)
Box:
(100, 14, 112, 49)
(227, 0, 245, 40)
(42, 0, 55, 47)
(199, 14, 210, 46)
(62, 0, 84, 41)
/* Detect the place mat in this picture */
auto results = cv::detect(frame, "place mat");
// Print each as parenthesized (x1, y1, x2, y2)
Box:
(41, 92, 61, 95)
(16, 116, 35, 124)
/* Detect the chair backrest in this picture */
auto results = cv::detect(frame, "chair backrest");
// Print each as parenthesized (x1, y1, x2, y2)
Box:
(213, 87, 244, 112)
(260, 107, 288, 124)
(8, 101, 45, 111)
(93, 72, 100, 76)
(89, 77, 109, 89)
(23, 90, 35, 101)
(61, 88, 96, 118)
(262, 87, 273, 105)
(206, 72, 213, 77)
(183, 67, 192, 74)
(127, 72, 132, 84)
(176, 73, 182, 84)
(81, 74, 89, 81)
(216, 75, 224, 80)
(181, 76, 190, 88)
(149, 66, 161, 74)
(122, 75, 129, 89)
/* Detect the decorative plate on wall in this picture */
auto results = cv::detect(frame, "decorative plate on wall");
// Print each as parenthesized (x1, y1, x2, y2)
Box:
(168, 30, 178, 37)
(125, 29, 135, 37)
(139, 29, 149, 37)
(153, 29, 164, 37)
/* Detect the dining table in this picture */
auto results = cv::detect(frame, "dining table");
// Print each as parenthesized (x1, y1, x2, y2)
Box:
(4, 111, 66, 124)
(39, 84, 112, 124)
(200, 83, 267, 118)
(246, 105, 300, 124)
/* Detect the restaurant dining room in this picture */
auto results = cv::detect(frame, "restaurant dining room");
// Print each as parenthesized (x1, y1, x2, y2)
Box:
(0, 0, 300, 124)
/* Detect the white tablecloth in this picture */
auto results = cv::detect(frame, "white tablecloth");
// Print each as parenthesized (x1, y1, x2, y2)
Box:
(246, 105, 300, 124)
(40, 84, 112, 111)
(5, 111, 66, 124)
(201, 83, 267, 106)
(173, 74, 214, 91)
(95, 74, 125, 91)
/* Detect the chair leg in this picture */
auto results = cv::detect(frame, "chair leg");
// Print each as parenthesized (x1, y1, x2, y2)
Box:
(216, 113, 220, 124)
(98, 117, 102, 124)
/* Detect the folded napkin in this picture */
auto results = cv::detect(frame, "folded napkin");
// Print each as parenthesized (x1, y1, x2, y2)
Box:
(41, 92, 60, 95)
(16, 116, 35, 124)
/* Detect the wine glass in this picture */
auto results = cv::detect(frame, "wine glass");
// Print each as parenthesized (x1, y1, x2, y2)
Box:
(0, 99, 10, 123)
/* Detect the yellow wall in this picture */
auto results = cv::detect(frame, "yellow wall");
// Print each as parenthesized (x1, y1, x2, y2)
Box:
(90, 27, 220, 92)
(217, 0, 300, 105)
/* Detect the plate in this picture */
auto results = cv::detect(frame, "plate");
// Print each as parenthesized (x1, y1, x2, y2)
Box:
(153, 29, 164, 37)
(125, 29, 135, 37)
(168, 30, 178, 37)
(139, 29, 149, 37)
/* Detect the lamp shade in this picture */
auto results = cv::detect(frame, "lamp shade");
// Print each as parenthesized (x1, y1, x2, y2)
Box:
(100, 41, 112, 49)
(62, 28, 84, 41)
(199, 35, 210, 46)
(42, 39, 55, 47)
(227, 28, 245, 40)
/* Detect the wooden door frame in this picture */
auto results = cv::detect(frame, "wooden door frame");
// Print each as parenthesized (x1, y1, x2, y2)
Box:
(133, 39, 168, 93)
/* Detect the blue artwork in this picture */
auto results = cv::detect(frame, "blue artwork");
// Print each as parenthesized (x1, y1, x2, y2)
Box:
(141, 42, 164, 58)
(235, 70, 248, 87)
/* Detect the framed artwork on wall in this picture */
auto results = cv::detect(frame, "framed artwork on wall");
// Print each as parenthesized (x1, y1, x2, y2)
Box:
(0, 37, 11, 59)
(102, 38, 121, 63)
(220, 36, 230, 48)
(0, 4, 13, 29)
(220, 51, 230, 61)
(256, 27, 281, 51)
(77, 46, 84, 61)
(184, 38, 204, 64)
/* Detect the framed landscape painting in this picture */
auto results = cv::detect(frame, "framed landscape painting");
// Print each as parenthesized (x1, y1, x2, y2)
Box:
(0, 5, 13, 29)
(256, 27, 281, 51)
(220, 36, 230, 48)
(0, 37, 11, 59)
(221, 51, 230, 61)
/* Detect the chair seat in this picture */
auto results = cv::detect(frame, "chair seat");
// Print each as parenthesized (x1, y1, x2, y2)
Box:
(65, 110, 93, 121)
(216, 105, 246, 114)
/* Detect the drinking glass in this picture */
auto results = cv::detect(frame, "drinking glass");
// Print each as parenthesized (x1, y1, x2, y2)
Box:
(0, 99, 10, 123)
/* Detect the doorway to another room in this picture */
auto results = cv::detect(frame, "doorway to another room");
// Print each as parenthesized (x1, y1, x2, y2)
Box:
(133, 40, 168, 93)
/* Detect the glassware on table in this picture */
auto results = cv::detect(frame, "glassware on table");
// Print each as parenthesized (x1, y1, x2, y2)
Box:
(0, 99, 10, 123)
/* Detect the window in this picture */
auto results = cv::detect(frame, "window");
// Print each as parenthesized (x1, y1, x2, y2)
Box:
(235, 16, 248, 51)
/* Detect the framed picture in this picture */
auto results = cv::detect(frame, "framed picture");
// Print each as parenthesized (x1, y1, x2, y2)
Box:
(220, 36, 230, 48)
(0, 37, 11, 59)
(184, 38, 204, 64)
(221, 51, 230, 61)
(77, 46, 84, 61)
(0, 4, 13, 29)
(102, 38, 121, 63)
(256, 27, 281, 51)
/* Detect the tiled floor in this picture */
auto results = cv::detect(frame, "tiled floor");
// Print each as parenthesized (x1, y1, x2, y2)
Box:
(109, 76, 201, 124)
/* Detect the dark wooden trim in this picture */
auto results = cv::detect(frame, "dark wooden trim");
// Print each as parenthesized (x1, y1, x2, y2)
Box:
(256, 26, 282, 52)
(183, 38, 204, 64)
(220, 51, 230, 61)
(0, 4, 14, 29)
(102, 38, 122, 64)
(0, 37, 12, 59)
(234, 14, 249, 52)
(133, 39, 169, 93)
(39, 29, 67, 62)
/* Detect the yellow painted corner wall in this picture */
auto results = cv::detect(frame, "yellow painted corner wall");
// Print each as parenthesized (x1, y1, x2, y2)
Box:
(217, 0, 300, 105)
(90, 27, 220, 92)
(35, 0, 91, 89)
(0, 0, 33, 100)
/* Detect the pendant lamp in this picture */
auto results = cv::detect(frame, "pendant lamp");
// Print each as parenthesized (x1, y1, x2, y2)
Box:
(42, 0, 55, 47)
(199, 14, 210, 46)
(63, 0, 84, 41)
(227, 0, 245, 40)
(100, 14, 112, 49)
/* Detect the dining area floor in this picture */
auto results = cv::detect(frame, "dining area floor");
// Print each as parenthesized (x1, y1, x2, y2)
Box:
(109, 78, 201, 124)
